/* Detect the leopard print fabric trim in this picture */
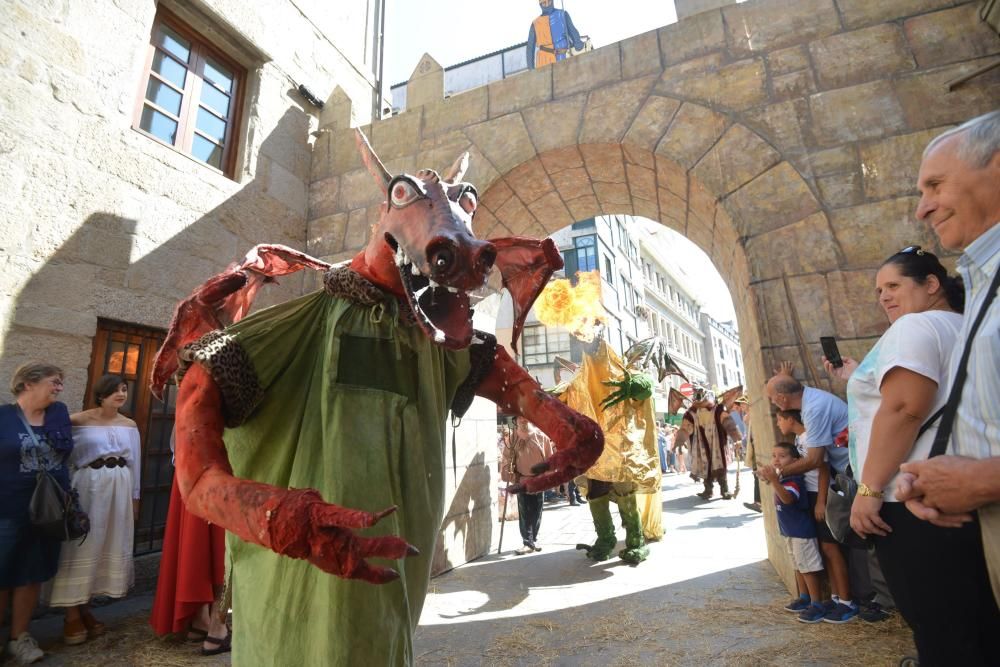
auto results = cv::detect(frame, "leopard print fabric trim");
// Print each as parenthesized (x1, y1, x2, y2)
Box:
(178, 330, 263, 428)
(322, 264, 416, 325)
(450, 331, 497, 419)
(322, 264, 387, 305)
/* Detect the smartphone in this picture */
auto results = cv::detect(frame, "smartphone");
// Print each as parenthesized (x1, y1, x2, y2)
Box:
(820, 336, 843, 368)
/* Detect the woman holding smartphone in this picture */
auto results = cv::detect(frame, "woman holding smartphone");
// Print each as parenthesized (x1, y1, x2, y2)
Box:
(823, 246, 998, 664)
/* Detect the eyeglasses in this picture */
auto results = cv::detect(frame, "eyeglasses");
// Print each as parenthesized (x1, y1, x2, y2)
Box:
(46, 378, 64, 387)
(899, 245, 926, 256)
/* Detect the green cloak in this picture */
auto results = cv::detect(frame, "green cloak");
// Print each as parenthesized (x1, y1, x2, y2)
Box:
(187, 275, 482, 665)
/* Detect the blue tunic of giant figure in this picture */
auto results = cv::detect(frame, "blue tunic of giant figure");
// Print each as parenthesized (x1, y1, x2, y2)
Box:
(526, 0, 584, 69)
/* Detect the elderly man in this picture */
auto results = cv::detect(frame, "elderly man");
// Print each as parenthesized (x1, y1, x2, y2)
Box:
(896, 111, 1000, 609)
(766, 375, 857, 623)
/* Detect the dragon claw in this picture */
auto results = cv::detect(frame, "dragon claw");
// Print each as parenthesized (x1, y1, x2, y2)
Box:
(371, 505, 398, 524)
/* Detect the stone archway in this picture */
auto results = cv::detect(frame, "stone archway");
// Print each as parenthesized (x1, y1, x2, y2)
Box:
(308, 0, 1000, 581)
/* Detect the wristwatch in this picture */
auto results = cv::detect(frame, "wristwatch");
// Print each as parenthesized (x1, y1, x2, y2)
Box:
(858, 482, 884, 499)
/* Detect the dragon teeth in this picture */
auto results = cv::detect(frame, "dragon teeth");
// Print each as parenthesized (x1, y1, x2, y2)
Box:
(394, 245, 408, 267)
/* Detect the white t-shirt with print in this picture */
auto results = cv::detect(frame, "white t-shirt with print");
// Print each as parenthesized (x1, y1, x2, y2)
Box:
(794, 433, 822, 492)
(846, 310, 962, 502)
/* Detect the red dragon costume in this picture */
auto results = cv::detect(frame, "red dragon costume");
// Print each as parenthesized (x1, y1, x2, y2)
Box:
(149, 131, 604, 665)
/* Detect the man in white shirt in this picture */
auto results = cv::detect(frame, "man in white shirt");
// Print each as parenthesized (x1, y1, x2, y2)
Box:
(897, 110, 1000, 605)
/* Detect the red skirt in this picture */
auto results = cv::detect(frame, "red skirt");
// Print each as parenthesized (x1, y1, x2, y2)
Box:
(149, 476, 225, 635)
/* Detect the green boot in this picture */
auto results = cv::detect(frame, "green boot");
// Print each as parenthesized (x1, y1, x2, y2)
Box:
(616, 493, 649, 564)
(581, 496, 617, 561)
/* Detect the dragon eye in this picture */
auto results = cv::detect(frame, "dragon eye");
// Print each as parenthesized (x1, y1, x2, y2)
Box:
(459, 189, 477, 214)
(390, 180, 421, 208)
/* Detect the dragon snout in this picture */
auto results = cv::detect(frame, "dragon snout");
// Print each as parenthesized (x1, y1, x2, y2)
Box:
(475, 243, 497, 274)
(426, 237, 496, 287)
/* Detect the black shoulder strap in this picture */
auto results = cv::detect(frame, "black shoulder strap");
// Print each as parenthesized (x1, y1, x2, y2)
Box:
(917, 406, 944, 440)
(929, 264, 1000, 458)
(14, 405, 42, 448)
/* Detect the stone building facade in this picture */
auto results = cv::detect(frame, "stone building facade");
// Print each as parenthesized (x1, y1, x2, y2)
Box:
(309, 0, 1000, 586)
(0, 0, 503, 574)
(638, 229, 711, 402)
(701, 314, 745, 391)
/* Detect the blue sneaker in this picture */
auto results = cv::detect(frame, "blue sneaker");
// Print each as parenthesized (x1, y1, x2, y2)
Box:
(783, 595, 811, 612)
(823, 601, 859, 624)
(797, 602, 826, 624)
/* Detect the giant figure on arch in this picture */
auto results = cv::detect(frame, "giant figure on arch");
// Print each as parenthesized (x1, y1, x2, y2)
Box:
(527, 0, 586, 69)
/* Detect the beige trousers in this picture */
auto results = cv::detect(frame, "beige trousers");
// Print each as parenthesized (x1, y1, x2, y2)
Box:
(980, 502, 1000, 605)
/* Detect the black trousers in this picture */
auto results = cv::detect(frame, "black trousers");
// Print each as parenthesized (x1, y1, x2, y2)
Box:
(873, 502, 1000, 666)
(517, 491, 544, 547)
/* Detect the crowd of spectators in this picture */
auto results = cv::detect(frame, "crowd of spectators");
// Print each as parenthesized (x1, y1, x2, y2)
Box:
(757, 110, 1000, 665)
(0, 367, 141, 665)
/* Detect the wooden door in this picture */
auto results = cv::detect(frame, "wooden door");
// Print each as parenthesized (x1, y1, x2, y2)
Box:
(86, 319, 175, 555)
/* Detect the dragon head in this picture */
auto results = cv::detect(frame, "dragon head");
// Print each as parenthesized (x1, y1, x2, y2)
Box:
(350, 131, 497, 350)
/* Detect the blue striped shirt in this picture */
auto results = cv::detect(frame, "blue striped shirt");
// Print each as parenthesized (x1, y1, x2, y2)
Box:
(950, 222, 1000, 460)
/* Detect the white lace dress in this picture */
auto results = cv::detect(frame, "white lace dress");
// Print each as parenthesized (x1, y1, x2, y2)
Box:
(45, 425, 140, 605)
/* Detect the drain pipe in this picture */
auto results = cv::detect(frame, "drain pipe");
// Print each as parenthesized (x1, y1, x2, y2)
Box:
(371, 0, 387, 122)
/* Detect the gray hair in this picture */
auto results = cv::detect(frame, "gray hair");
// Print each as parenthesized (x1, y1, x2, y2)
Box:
(10, 362, 64, 396)
(923, 110, 1000, 168)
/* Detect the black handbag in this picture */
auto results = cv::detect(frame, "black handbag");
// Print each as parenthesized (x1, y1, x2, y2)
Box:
(29, 469, 90, 542)
(18, 407, 90, 542)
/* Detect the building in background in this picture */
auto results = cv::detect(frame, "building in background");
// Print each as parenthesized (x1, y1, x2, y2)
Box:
(638, 235, 710, 417)
(389, 42, 528, 113)
(496, 215, 645, 389)
(701, 315, 744, 391)
(496, 214, 730, 424)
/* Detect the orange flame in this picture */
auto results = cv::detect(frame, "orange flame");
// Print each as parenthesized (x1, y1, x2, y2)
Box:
(535, 271, 605, 341)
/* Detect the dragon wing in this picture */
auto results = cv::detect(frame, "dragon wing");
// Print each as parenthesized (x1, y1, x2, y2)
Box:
(668, 387, 690, 415)
(719, 384, 744, 411)
(489, 236, 564, 354)
(150, 244, 331, 399)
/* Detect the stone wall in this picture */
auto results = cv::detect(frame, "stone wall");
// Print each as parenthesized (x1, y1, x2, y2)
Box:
(0, 0, 379, 408)
(309, 0, 1000, 587)
(675, 0, 738, 22)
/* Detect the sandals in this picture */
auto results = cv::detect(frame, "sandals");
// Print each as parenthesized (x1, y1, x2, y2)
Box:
(201, 633, 232, 656)
(63, 618, 88, 646)
(80, 608, 106, 639)
(186, 627, 209, 643)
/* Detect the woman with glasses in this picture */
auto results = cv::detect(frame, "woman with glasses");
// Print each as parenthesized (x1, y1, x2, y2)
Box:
(45, 375, 141, 647)
(824, 247, 998, 663)
(0, 363, 74, 665)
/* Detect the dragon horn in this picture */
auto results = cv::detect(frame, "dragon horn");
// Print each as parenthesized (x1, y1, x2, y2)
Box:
(442, 150, 470, 183)
(355, 129, 392, 193)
